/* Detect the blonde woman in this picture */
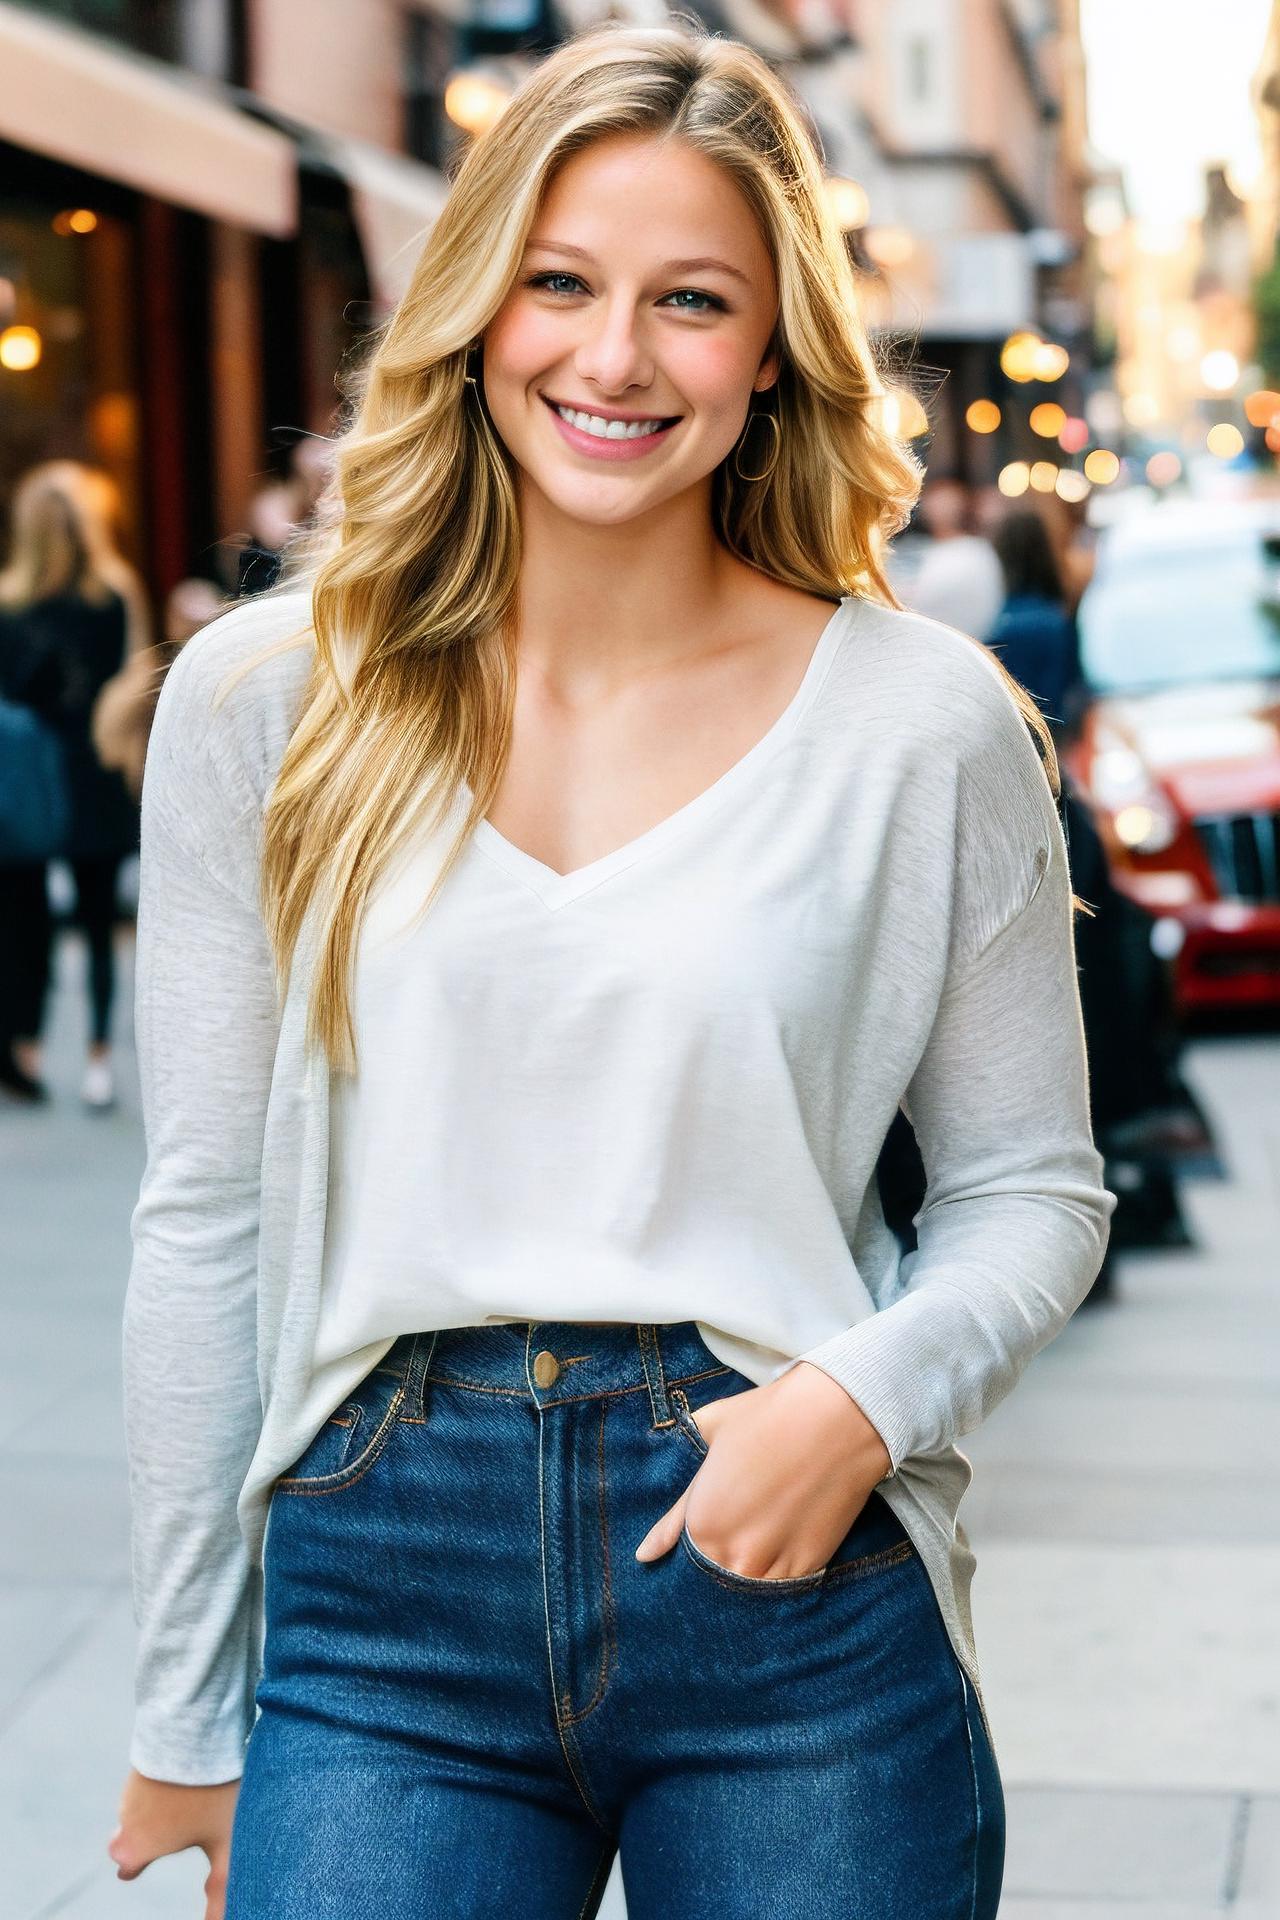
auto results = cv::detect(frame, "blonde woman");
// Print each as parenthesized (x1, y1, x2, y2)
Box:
(109, 20, 1113, 1919)
(0, 461, 148, 1107)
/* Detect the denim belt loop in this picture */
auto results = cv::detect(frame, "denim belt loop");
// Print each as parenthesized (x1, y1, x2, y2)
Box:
(636, 1324, 676, 1431)
(402, 1329, 440, 1422)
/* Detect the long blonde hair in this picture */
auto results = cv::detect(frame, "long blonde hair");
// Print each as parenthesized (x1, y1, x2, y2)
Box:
(226, 17, 1060, 1073)
(0, 460, 137, 611)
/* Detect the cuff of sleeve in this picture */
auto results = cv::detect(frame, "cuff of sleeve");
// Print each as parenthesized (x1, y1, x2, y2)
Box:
(791, 1327, 919, 1479)
(128, 1714, 251, 1788)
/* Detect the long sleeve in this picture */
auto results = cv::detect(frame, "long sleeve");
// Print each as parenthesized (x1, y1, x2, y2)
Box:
(122, 638, 283, 1783)
(796, 674, 1116, 1474)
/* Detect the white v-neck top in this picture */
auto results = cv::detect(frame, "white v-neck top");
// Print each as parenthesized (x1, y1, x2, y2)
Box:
(123, 584, 1114, 1784)
(314, 596, 857, 1370)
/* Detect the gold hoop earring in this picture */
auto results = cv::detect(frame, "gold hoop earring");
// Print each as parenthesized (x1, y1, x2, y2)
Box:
(732, 408, 780, 484)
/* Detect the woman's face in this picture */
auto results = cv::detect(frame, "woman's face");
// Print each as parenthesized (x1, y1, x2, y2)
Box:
(481, 132, 781, 526)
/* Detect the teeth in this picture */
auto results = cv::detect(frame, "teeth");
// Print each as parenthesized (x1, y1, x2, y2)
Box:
(554, 404, 669, 440)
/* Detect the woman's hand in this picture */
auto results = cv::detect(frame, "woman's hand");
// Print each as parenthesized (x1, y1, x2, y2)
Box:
(634, 1361, 893, 1578)
(107, 1768, 240, 1919)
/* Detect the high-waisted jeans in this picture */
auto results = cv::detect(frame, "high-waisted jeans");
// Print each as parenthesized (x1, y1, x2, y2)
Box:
(225, 1321, 1005, 1918)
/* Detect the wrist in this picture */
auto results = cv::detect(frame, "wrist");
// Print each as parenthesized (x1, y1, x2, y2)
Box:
(785, 1360, 895, 1484)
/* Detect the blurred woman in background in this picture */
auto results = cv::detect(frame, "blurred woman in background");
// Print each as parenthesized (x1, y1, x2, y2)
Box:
(0, 460, 147, 1108)
(987, 507, 1084, 735)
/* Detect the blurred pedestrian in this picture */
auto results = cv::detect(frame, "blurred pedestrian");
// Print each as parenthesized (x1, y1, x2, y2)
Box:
(0, 461, 146, 1108)
(236, 436, 336, 595)
(93, 578, 229, 803)
(905, 473, 1005, 639)
(987, 508, 1084, 733)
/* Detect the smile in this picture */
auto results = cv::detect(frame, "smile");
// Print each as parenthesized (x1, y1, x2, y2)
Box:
(540, 394, 682, 460)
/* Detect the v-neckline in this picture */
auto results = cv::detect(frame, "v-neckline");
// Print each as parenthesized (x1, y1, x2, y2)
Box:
(463, 594, 857, 911)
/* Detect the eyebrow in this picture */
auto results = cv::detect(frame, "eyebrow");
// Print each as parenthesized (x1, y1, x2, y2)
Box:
(525, 238, 752, 289)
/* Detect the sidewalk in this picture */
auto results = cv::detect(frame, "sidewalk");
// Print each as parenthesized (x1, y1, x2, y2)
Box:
(2, 925, 1277, 1917)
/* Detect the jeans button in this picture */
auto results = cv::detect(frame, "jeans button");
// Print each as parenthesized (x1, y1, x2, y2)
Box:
(533, 1349, 561, 1387)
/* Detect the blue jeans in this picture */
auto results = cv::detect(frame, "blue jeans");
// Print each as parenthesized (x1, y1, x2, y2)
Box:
(226, 1322, 1005, 1917)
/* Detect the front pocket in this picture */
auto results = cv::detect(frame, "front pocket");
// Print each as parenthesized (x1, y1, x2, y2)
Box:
(669, 1384, 917, 1592)
(274, 1342, 413, 1497)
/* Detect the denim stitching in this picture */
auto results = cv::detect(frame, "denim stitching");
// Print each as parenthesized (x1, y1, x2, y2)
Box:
(533, 1372, 613, 1836)
(419, 1364, 731, 1401)
(274, 1386, 405, 1496)
(560, 1399, 616, 1729)
(678, 1529, 915, 1593)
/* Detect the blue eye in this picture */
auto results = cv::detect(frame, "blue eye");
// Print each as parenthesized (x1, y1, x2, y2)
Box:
(524, 272, 726, 314)
(526, 271, 583, 295)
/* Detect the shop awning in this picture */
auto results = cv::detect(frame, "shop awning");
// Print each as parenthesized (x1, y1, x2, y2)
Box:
(0, 1, 297, 237)
(311, 130, 450, 312)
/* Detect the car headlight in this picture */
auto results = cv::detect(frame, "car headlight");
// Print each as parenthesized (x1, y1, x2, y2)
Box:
(1113, 801, 1179, 853)
(1091, 745, 1179, 853)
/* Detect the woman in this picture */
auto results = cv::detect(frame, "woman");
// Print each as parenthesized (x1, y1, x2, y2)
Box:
(0, 461, 146, 1107)
(110, 23, 1113, 1919)
(988, 507, 1084, 734)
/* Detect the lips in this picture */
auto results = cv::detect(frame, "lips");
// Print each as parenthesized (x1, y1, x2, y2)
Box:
(540, 394, 681, 429)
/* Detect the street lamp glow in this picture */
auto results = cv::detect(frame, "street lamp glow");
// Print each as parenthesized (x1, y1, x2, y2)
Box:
(1030, 403, 1065, 438)
(1032, 342, 1069, 382)
(1083, 449, 1120, 485)
(0, 324, 41, 371)
(1200, 351, 1240, 394)
(443, 68, 512, 134)
(1206, 422, 1244, 459)
(966, 399, 1001, 434)
(1000, 331, 1042, 383)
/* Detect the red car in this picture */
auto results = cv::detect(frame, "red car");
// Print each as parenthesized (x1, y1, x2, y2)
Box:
(1068, 500, 1280, 1015)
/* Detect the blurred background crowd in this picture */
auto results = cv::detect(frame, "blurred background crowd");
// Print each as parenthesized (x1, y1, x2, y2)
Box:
(4, 0, 1278, 1275)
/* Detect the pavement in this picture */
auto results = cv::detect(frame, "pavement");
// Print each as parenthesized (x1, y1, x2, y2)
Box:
(2, 918, 1278, 1918)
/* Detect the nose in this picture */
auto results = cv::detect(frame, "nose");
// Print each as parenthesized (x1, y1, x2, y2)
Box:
(572, 297, 654, 397)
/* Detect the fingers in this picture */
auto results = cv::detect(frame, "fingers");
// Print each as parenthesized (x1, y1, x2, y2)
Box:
(106, 1825, 149, 1880)
(634, 1482, 690, 1562)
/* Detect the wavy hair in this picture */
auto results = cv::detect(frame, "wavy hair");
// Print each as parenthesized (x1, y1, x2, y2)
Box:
(223, 16, 1061, 1073)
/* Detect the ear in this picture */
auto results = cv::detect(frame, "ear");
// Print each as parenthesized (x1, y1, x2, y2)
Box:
(755, 324, 783, 394)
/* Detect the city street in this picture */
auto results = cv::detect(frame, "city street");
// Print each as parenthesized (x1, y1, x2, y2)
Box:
(2, 921, 1278, 1919)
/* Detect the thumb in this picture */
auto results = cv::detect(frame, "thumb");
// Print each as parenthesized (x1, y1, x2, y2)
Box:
(635, 1482, 692, 1564)
(107, 1825, 149, 1881)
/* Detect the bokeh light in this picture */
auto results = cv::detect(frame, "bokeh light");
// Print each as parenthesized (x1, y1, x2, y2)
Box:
(1146, 451, 1183, 487)
(1206, 422, 1244, 459)
(965, 399, 1001, 434)
(1055, 470, 1091, 503)
(1000, 331, 1043, 383)
(1030, 403, 1066, 438)
(1083, 448, 1120, 485)
(1029, 461, 1059, 492)
(52, 208, 98, 236)
(1058, 415, 1090, 454)
(1200, 351, 1240, 394)
(443, 68, 512, 134)
(997, 462, 1031, 497)
(0, 325, 42, 371)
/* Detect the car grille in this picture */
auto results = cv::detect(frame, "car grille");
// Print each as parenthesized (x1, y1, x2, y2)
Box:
(1194, 811, 1280, 902)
